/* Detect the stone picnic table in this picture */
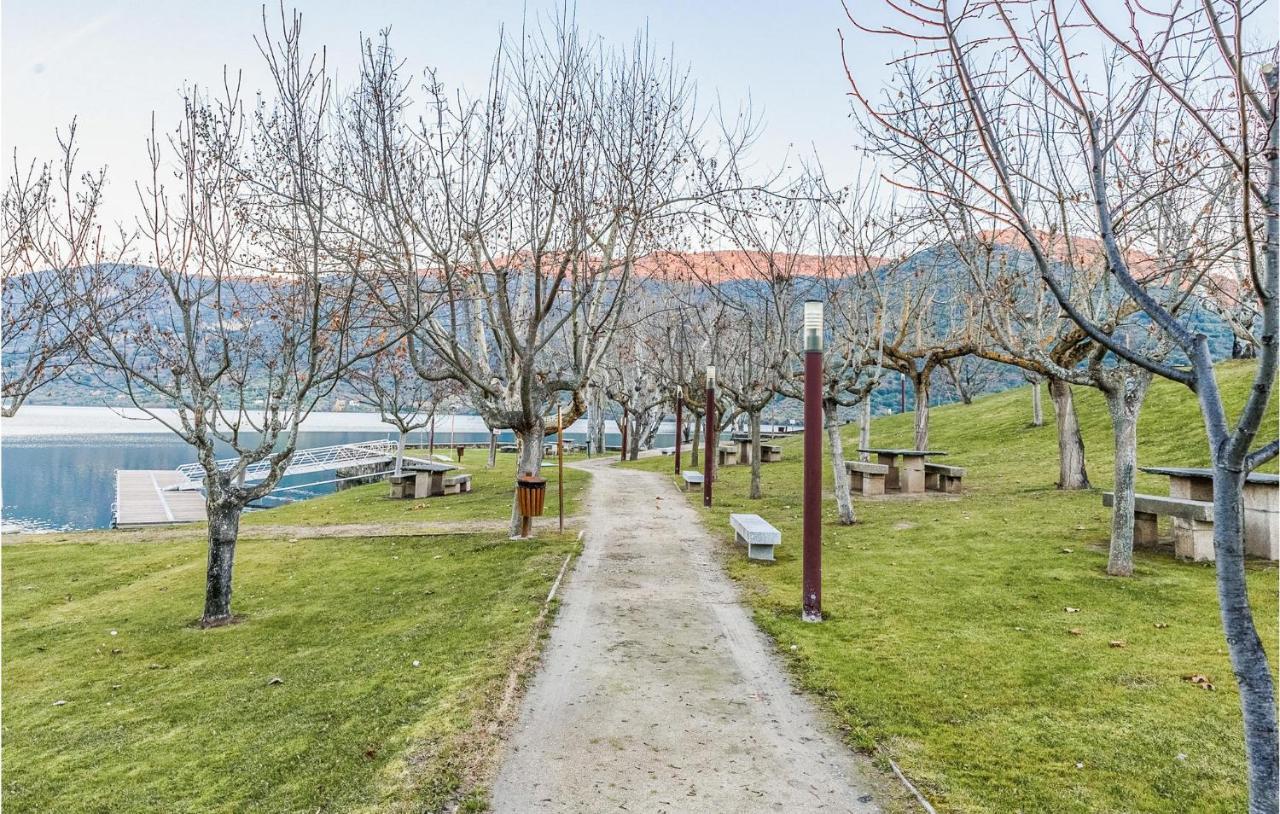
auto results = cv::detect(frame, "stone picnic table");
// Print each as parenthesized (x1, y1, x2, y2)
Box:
(1141, 466, 1278, 559)
(858, 448, 947, 494)
(728, 433, 783, 465)
(390, 460, 459, 499)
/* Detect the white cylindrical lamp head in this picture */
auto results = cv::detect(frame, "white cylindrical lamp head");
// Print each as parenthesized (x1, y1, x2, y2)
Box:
(804, 300, 824, 351)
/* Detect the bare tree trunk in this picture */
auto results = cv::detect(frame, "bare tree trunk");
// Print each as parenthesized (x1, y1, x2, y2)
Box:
(1212, 465, 1279, 812)
(487, 430, 498, 469)
(945, 360, 973, 404)
(202, 500, 241, 626)
(394, 430, 407, 476)
(1102, 377, 1149, 577)
(690, 411, 701, 468)
(748, 409, 763, 499)
(1048, 377, 1090, 489)
(509, 422, 545, 538)
(1031, 379, 1044, 427)
(912, 375, 930, 451)
(587, 385, 605, 456)
(859, 398, 872, 462)
(826, 400, 854, 524)
(629, 412, 642, 461)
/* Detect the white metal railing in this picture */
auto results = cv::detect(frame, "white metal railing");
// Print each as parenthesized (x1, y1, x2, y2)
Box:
(171, 439, 400, 490)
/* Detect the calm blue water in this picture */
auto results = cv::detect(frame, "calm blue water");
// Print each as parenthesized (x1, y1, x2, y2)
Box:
(0, 408, 666, 531)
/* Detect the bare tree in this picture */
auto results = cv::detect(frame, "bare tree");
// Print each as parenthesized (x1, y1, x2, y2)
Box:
(335, 18, 750, 535)
(845, 1, 1279, 806)
(2, 123, 129, 416)
(347, 340, 458, 474)
(78, 16, 390, 626)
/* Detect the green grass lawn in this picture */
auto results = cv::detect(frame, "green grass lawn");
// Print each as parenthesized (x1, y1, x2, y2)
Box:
(242, 450, 590, 528)
(625, 360, 1278, 813)
(3, 461, 582, 812)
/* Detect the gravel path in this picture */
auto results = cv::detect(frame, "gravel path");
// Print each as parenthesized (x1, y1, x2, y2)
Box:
(489, 459, 882, 813)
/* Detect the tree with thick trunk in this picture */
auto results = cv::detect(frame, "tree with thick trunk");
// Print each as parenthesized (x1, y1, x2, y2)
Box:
(337, 19, 751, 536)
(1047, 377, 1089, 489)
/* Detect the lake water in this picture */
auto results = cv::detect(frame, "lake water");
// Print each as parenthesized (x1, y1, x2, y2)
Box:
(1, 406, 654, 532)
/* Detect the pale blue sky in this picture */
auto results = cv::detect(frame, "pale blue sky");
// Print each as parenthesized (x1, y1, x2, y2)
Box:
(2, 1, 899, 221)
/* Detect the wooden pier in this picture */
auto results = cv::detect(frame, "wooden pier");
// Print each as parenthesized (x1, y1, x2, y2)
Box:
(114, 470, 207, 527)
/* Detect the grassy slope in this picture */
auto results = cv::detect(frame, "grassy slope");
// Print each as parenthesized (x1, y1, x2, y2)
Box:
(625, 360, 1278, 813)
(2, 449, 586, 813)
(242, 451, 589, 527)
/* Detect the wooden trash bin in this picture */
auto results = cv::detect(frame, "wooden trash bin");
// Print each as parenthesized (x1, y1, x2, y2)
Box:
(515, 474, 547, 537)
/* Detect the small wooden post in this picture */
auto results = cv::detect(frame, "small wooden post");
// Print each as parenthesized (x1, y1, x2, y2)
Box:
(557, 406, 565, 532)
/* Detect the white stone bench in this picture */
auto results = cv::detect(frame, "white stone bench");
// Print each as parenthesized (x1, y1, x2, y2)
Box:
(1103, 492, 1214, 561)
(729, 513, 781, 561)
(925, 462, 966, 493)
(681, 470, 704, 491)
(760, 444, 783, 462)
(846, 460, 888, 496)
(442, 473, 473, 495)
(717, 446, 739, 466)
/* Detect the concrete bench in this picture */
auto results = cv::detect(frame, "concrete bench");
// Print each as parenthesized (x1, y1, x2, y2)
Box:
(681, 470, 704, 491)
(442, 473, 473, 495)
(1103, 492, 1214, 561)
(717, 446, 739, 466)
(760, 444, 783, 463)
(925, 462, 966, 494)
(729, 513, 781, 561)
(845, 460, 888, 496)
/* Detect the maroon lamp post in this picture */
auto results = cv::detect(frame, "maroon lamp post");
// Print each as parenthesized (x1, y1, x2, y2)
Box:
(703, 366, 715, 507)
(802, 300, 824, 623)
(674, 386, 684, 475)
(620, 405, 628, 462)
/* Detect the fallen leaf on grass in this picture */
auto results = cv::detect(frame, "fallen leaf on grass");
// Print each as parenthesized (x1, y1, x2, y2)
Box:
(266, 676, 284, 686)
(1154, 622, 1169, 629)
(1068, 628, 1083, 636)
(1109, 640, 1127, 648)
(52, 700, 67, 706)
(1183, 674, 1215, 690)
(1060, 548, 1073, 554)
(1065, 607, 1081, 613)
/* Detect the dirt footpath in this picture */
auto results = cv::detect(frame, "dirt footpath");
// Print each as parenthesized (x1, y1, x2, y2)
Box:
(488, 459, 882, 813)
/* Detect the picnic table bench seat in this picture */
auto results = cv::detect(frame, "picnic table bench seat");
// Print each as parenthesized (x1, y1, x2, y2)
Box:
(1103, 491, 1215, 561)
(442, 473, 473, 495)
(924, 462, 966, 493)
(681, 470, 704, 491)
(845, 460, 889, 496)
(760, 444, 783, 462)
(717, 445, 739, 466)
(729, 513, 781, 561)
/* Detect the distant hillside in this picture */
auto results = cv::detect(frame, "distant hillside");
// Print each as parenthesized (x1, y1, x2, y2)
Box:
(14, 245, 1243, 415)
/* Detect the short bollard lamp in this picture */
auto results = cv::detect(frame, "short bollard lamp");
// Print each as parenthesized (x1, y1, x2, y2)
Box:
(703, 366, 716, 508)
(515, 472, 547, 538)
(802, 300, 823, 622)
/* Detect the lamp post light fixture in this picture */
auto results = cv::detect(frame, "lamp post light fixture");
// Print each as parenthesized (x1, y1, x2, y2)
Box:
(704, 365, 716, 507)
(674, 386, 684, 475)
(802, 300, 823, 623)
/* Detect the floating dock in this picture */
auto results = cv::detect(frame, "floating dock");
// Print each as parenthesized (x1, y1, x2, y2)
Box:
(113, 470, 208, 527)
